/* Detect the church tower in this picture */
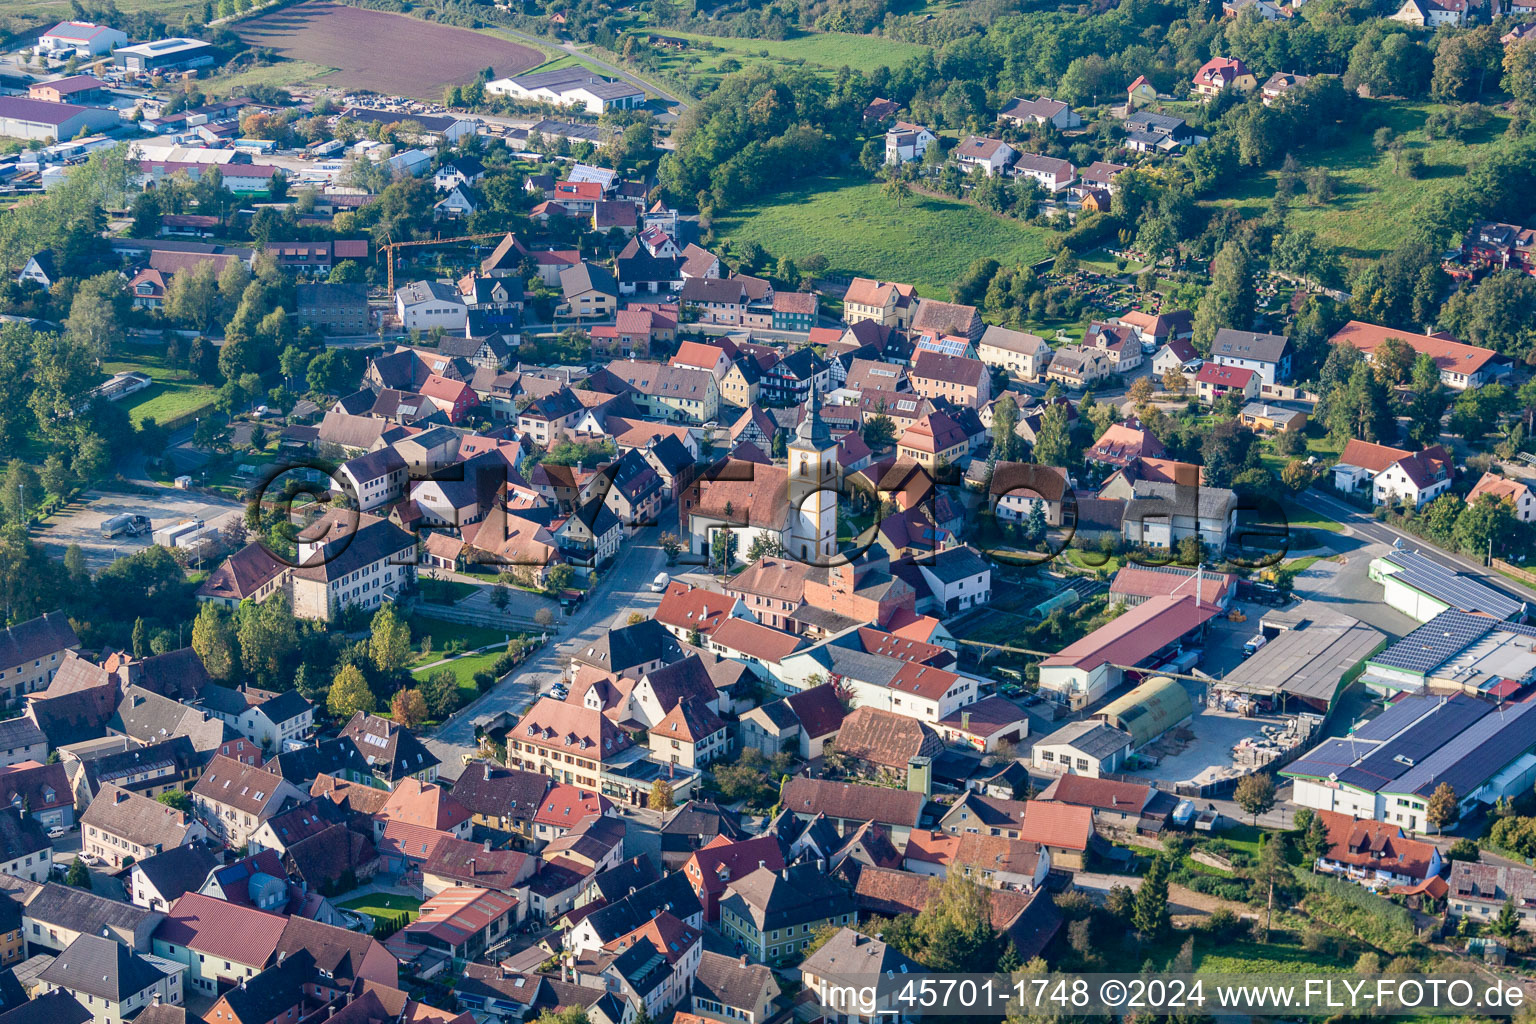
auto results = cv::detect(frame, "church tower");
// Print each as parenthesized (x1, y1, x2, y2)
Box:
(787, 384, 837, 564)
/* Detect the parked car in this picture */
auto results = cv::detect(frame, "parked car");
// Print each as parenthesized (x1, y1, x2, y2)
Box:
(1243, 634, 1268, 657)
(46, 827, 67, 840)
(650, 572, 670, 593)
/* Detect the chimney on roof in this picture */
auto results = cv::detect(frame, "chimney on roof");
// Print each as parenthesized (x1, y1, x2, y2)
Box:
(115, 790, 129, 804)
(468, 857, 476, 876)
(739, 954, 748, 965)
(484, 839, 492, 852)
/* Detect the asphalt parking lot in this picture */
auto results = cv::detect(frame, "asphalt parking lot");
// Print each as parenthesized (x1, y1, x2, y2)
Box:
(35, 487, 244, 569)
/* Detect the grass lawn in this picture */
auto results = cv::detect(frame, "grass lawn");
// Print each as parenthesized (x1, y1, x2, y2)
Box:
(716, 174, 1058, 297)
(407, 616, 516, 659)
(418, 578, 478, 604)
(413, 647, 509, 694)
(1194, 938, 1350, 974)
(339, 894, 422, 921)
(99, 354, 218, 428)
(514, 51, 610, 77)
(1204, 100, 1510, 262)
(631, 28, 929, 78)
(1063, 548, 1123, 574)
(204, 59, 338, 97)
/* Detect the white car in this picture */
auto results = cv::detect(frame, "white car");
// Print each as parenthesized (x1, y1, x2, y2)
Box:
(46, 827, 67, 840)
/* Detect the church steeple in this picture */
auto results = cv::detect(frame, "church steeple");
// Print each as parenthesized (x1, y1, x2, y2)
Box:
(793, 381, 832, 451)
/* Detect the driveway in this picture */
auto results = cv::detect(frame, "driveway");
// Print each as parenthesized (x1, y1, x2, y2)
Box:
(424, 525, 666, 776)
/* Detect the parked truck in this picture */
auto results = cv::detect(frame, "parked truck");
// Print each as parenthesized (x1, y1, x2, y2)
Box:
(100, 514, 151, 538)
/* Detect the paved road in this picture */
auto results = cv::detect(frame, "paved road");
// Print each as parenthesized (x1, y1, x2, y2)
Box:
(424, 524, 666, 776)
(1293, 487, 1536, 606)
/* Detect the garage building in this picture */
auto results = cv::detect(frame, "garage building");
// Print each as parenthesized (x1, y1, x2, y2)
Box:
(112, 38, 214, 72)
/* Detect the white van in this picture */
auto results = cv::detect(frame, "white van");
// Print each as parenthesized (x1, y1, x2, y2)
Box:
(650, 572, 670, 593)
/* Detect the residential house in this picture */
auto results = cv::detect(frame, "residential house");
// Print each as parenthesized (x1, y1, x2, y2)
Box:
(0, 807, 54, 883)
(1448, 861, 1536, 932)
(718, 864, 857, 965)
(978, 326, 1051, 381)
(1466, 472, 1536, 522)
(842, 279, 916, 329)
(1332, 439, 1453, 509)
(1085, 321, 1143, 375)
(690, 949, 780, 1024)
(999, 96, 1080, 129)
(1211, 328, 1291, 386)
(196, 687, 312, 752)
(737, 683, 845, 761)
(1195, 363, 1260, 403)
(1261, 72, 1312, 105)
(777, 778, 925, 847)
(561, 264, 619, 320)
(884, 122, 937, 165)
(1012, 152, 1076, 193)
(296, 283, 368, 334)
(338, 713, 440, 789)
(1192, 57, 1256, 99)
(394, 281, 467, 332)
(285, 511, 417, 622)
(1045, 346, 1111, 389)
(38, 932, 183, 1024)
(799, 929, 921, 1024)
(189, 756, 302, 848)
(936, 793, 1094, 870)
(954, 136, 1016, 176)
(81, 784, 207, 869)
(1331, 320, 1498, 390)
(904, 829, 1050, 891)
(908, 351, 990, 408)
(1390, 0, 1471, 26)
(1315, 810, 1442, 886)
(897, 412, 969, 470)
(508, 699, 631, 792)
(0, 611, 78, 702)
(1030, 720, 1134, 778)
(1124, 111, 1193, 152)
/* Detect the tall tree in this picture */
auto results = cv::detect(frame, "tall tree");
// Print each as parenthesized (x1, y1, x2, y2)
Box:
(1193, 241, 1255, 351)
(1132, 855, 1170, 936)
(1406, 353, 1447, 446)
(327, 664, 376, 721)
(1425, 782, 1458, 834)
(1234, 772, 1276, 825)
(991, 395, 1021, 462)
(369, 603, 413, 675)
(191, 602, 237, 680)
(66, 272, 128, 366)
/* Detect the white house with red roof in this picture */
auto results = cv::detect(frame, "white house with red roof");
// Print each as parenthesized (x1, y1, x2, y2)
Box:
(1333, 439, 1453, 509)
(655, 582, 753, 642)
(1194, 363, 1260, 403)
(1466, 471, 1536, 522)
(1315, 810, 1442, 887)
(1331, 320, 1499, 390)
(954, 136, 1017, 176)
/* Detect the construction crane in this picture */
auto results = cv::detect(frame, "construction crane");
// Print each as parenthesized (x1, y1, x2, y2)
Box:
(377, 232, 509, 297)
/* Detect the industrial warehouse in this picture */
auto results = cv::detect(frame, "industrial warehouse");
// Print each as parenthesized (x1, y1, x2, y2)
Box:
(1282, 693, 1536, 833)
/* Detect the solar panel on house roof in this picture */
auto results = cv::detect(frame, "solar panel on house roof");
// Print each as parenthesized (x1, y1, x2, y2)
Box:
(1368, 610, 1501, 675)
(1377, 548, 1524, 620)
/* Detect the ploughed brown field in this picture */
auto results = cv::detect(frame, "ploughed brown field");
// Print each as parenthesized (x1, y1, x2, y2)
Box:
(237, 1, 542, 99)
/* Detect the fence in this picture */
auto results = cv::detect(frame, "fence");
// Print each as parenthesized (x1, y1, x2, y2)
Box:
(413, 601, 548, 632)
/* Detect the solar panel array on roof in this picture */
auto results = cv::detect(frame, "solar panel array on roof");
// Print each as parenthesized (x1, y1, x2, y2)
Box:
(1350, 693, 1442, 741)
(1389, 699, 1536, 798)
(1377, 548, 1525, 621)
(1285, 737, 1380, 780)
(1339, 695, 1492, 791)
(1368, 610, 1504, 675)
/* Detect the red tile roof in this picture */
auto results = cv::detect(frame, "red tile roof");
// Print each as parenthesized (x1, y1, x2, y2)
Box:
(531, 786, 611, 829)
(1042, 593, 1221, 672)
(656, 582, 737, 636)
(155, 892, 285, 965)
(1318, 810, 1438, 880)
(1331, 320, 1497, 379)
